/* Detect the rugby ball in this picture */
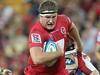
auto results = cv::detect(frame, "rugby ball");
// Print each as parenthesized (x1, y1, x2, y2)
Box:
(43, 40, 57, 67)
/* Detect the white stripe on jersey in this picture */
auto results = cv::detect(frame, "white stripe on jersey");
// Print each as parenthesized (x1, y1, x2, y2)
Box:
(82, 57, 97, 71)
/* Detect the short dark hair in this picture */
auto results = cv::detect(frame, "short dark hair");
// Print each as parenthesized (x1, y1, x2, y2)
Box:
(39, 0, 58, 14)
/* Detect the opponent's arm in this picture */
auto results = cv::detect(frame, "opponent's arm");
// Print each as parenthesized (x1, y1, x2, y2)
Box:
(30, 46, 63, 65)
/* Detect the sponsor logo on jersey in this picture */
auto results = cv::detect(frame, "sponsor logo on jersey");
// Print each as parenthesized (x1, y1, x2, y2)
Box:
(31, 33, 41, 43)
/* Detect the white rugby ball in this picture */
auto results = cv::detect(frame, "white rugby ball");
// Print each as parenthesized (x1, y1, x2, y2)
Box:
(43, 40, 57, 67)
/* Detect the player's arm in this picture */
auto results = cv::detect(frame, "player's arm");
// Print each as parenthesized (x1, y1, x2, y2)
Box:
(30, 46, 63, 65)
(69, 23, 83, 52)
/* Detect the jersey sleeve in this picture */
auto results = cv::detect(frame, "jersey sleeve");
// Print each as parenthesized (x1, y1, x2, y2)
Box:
(77, 52, 92, 74)
(29, 30, 43, 48)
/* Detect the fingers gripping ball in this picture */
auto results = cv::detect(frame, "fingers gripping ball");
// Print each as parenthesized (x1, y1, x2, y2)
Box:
(43, 40, 57, 67)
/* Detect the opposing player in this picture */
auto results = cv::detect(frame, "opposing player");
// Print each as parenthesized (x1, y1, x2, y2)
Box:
(24, 0, 87, 75)
(65, 41, 99, 75)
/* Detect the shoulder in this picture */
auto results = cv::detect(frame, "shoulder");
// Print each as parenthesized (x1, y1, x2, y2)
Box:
(57, 15, 70, 20)
(30, 21, 42, 33)
(57, 15, 71, 23)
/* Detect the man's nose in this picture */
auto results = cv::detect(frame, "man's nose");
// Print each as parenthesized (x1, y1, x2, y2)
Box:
(49, 18, 53, 23)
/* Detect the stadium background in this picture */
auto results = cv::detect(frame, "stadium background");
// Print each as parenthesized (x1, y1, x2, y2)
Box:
(0, 0, 100, 74)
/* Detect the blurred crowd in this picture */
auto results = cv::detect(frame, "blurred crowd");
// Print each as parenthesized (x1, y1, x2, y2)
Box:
(0, 0, 100, 75)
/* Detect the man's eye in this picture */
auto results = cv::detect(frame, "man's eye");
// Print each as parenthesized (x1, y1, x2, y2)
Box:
(45, 16, 56, 18)
(52, 16, 56, 18)
(45, 16, 51, 18)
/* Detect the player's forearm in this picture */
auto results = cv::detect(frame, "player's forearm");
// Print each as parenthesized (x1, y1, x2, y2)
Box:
(69, 24, 83, 52)
(36, 51, 61, 64)
(30, 47, 62, 65)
